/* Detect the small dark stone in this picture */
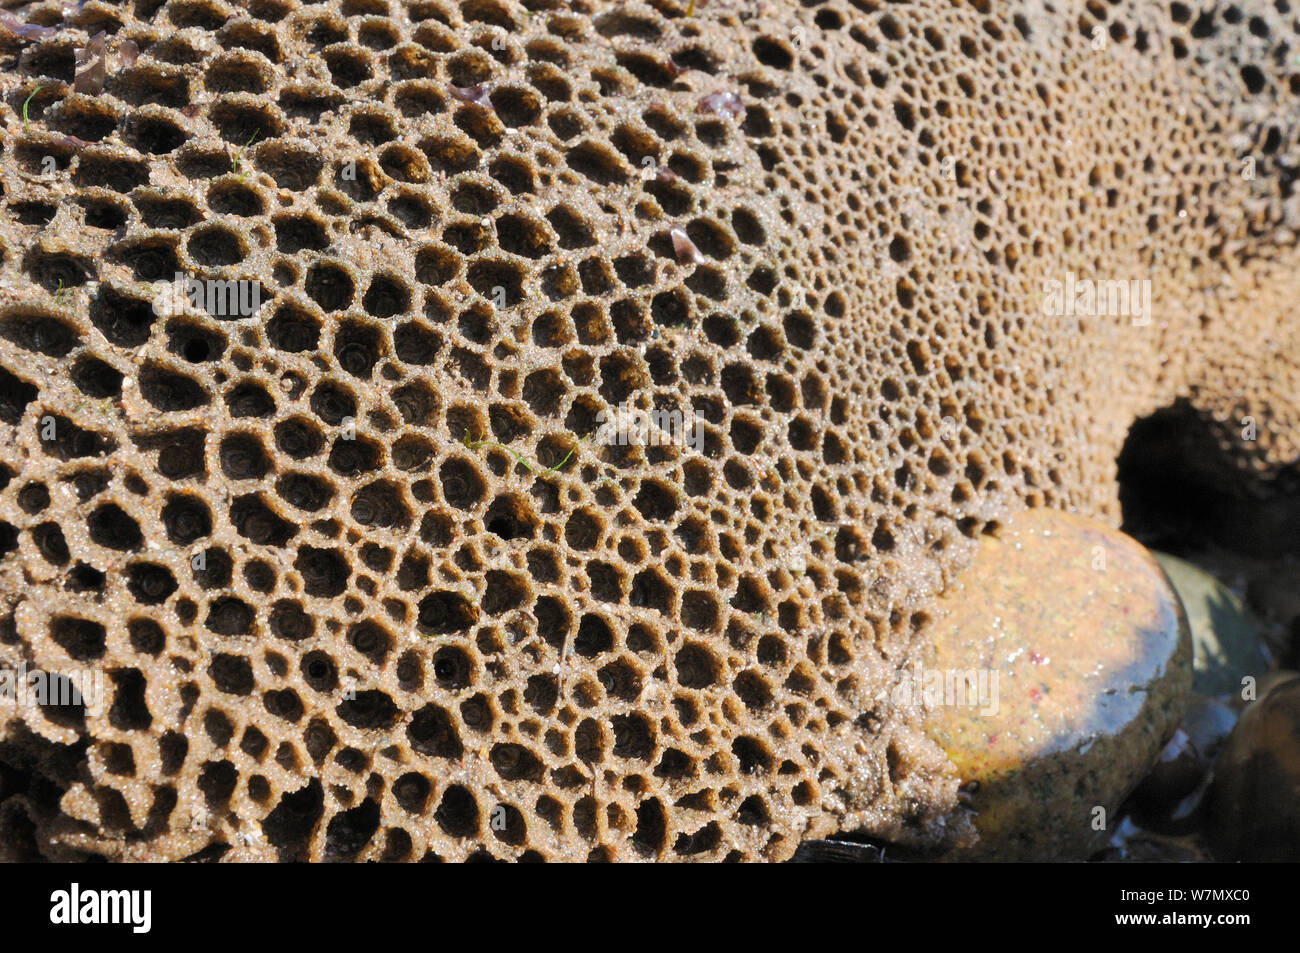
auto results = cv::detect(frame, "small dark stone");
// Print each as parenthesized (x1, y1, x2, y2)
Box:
(1204, 674, 1300, 861)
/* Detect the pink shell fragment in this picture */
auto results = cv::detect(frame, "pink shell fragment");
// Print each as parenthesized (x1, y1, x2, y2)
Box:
(669, 226, 705, 265)
(74, 30, 107, 94)
(697, 90, 744, 118)
(0, 10, 58, 40)
(117, 38, 139, 69)
(449, 83, 493, 109)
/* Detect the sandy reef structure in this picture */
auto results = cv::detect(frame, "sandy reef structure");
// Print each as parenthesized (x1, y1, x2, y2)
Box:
(0, 0, 1297, 861)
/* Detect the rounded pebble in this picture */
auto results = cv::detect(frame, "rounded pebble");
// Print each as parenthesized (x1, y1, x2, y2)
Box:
(924, 509, 1192, 860)
(1153, 552, 1268, 698)
(1204, 673, 1300, 861)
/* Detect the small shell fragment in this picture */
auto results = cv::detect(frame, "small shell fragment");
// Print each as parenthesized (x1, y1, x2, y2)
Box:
(73, 30, 107, 94)
(697, 90, 744, 118)
(449, 83, 493, 109)
(0, 11, 58, 40)
(117, 38, 139, 69)
(669, 226, 705, 264)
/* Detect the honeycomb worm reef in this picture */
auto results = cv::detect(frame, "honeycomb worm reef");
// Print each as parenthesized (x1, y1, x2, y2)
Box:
(0, 0, 1297, 861)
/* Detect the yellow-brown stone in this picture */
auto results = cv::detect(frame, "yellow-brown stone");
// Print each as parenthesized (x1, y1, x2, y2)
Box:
(924, 509, 1192, 860)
